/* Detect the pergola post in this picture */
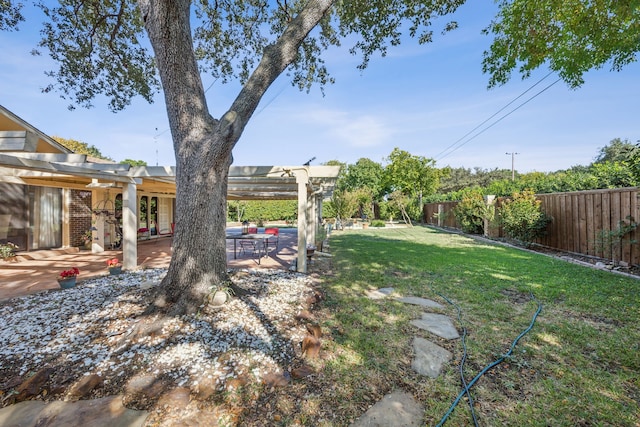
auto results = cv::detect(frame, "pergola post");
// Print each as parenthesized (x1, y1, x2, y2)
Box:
(296, 168, 309, 273)
(316, 193, 324, 241)
(91, 189, 105, 253)
(307, 190, 316, 248)
(122, 182, 137, 270)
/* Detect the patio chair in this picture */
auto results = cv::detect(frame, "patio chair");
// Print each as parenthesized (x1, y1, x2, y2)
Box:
(137, 227, 150, 240)
(239, 238, 258, 255)
(264, 227, 279, 252)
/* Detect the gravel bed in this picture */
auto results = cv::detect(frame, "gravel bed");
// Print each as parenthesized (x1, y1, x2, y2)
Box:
(0, 268, 316, 405)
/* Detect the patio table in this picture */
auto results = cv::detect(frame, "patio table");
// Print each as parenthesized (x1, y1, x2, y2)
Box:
(226, 233, 272, 264)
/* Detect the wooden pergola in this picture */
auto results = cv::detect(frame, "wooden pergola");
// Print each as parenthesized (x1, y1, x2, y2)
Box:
(0, 105, 340, 273)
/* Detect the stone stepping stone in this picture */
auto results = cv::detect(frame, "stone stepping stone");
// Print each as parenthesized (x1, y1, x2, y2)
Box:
(350, 390, 424, 427)
(396, 296, 444, 309)
(0, 396, 148, 427)
(412, 337, 452, 378)
(411, 313, 460, 340)
(365, 287, 395, 300)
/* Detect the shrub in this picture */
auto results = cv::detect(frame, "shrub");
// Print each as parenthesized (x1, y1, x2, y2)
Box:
(499, 190, 551, 247)
(594, 215, 637, 265)
(453, 191, 488, 234)
(370, 219, 386, 227)
(0, 242, 18, 260)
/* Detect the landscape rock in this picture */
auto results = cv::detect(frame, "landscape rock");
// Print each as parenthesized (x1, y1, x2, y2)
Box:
(301, 335, 321, 359)
(123, 374, 168, 410)
(263, 372, 290, 388)
(0, 396, 148, 427)
(192, 373, 218, 401)
(67, 374, 103, 401)
(291, 365, 315, 379)
(306, 324, 322, 338)
(14, 367, 53, 403)
(157, 387, 191, 410)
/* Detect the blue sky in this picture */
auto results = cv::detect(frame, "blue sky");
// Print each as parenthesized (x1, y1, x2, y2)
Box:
(1, 1, 638, 173)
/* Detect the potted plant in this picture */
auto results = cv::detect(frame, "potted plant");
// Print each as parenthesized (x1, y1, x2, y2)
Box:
(80, 230, 93, 250)
(306, 244, 316, 260)
(208, 284, 234, 307)
(0, 241, 18, 261)
(106, 258, 122, 275)
(58, 267, 80, 289)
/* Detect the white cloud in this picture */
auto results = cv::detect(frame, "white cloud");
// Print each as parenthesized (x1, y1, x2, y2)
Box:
(293, 107, 394, 148)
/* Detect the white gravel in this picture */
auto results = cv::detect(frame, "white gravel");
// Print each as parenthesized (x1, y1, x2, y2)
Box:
(0, 268, 315, 393)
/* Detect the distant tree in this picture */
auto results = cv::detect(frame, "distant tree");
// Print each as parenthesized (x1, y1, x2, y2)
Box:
(625, 142, 640, 183)
(439, 166, 512, 193)
(386, 190, 413, 226)
(52, 136, 112, 160)
(340, 158, 385, 201)
(590, 161, 637, 189)
(483, 0, 640, 88)
(328, 190, 359, 230)
(593, 138, 637, 164)
(120, 159, 148, 166)
(384, 148, 443, 220)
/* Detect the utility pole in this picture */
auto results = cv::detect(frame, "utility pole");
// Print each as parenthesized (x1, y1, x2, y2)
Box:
(506, 152, 519, 181)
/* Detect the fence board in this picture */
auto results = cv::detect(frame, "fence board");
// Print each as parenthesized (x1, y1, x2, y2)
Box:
(578, 194, 587, 255)
(585, 193, 595, 256)
(633, 194, 640, 265)
(611, 191, 622, 262)
(621, 190, 632, 264)
(594, 193, 603, 258)
(565, 194, 573, 252)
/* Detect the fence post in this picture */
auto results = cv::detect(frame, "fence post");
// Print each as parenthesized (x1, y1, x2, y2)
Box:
(484, 195, 496, 237)
(437, 204, 444, 227)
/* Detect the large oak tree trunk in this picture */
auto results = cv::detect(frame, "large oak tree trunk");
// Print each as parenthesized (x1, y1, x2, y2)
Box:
(154, 143, 233, 315)
(138, 0, 333, 314)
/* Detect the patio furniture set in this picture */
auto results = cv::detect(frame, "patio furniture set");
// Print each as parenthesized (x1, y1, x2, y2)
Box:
(226, 227, 280, 264)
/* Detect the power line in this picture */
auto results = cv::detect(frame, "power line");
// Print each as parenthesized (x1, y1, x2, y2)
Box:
(433, 71, 554, 160)
(435, 77, 561, 162)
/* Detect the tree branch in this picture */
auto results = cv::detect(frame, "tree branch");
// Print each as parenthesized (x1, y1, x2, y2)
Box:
(222, 0, 333, 143)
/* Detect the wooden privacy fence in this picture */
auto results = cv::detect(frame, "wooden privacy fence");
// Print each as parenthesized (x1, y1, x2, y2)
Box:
(424, 187, 640, 266)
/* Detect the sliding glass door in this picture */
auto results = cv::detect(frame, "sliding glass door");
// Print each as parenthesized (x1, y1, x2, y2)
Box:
(29, 186, 62, 249)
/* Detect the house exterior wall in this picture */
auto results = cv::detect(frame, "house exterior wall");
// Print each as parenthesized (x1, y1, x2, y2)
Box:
(70, 190, 93, 247)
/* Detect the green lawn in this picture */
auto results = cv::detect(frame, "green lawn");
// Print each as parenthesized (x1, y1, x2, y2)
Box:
(313, 226, 639, 426)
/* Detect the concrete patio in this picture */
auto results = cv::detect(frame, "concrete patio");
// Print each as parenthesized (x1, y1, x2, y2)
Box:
(0, 227, 300, 301)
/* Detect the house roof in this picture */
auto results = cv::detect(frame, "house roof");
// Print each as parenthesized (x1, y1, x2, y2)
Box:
(0, 105, 72, 154)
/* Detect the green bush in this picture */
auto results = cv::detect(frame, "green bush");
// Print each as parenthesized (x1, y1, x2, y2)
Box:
(453, 191, 487, 234)
(594, 215, 637, 264)
(499, 189, 551, 247)
(0, 242, 18, 260)
(227, 200, 297, 223)
(370, 219, 386, 227)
